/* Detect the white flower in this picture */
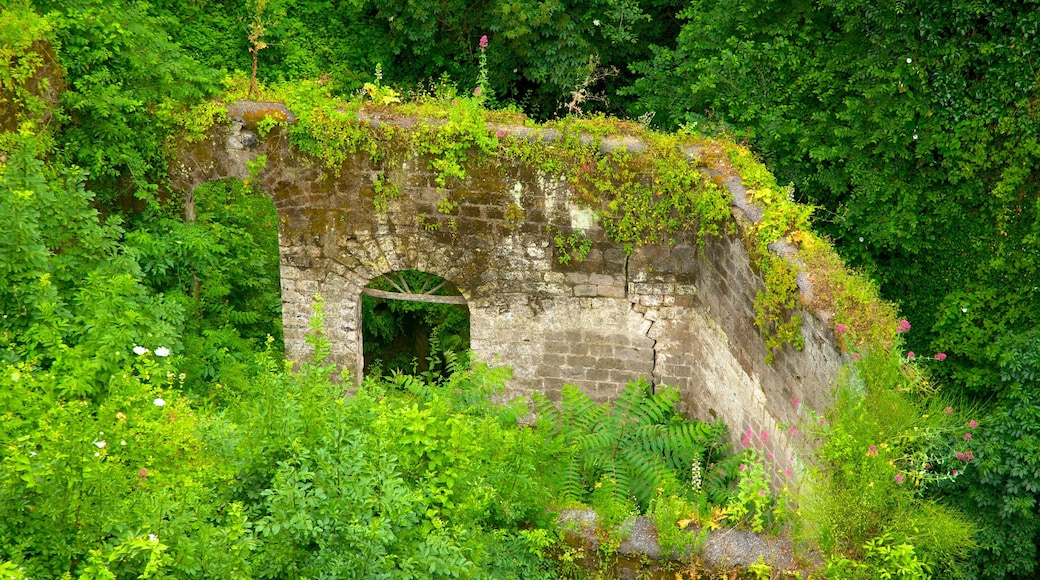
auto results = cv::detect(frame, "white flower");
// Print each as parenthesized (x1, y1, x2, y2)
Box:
(94, 441, 106, 449)
(149, 534, 158, 542)
(593, 19, 601, 26)
(961, 307, 968, 313)
(906, 57, 912, 64)
(133, 345, 148, 356)
(120, 440, 127, 446)
(153, 398, 166, 407)
(913, 133, 918, 140)
(154, 347, 170, 357)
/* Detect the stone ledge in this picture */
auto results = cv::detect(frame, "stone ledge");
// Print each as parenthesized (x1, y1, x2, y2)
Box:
(558, 509, 814, 578)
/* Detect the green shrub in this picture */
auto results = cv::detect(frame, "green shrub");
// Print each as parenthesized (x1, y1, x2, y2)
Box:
(801, 350, 977, 576)
(533, 380, 737, 514)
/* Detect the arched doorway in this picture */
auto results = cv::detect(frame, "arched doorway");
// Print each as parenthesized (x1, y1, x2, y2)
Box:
(360, 270, 470, 379)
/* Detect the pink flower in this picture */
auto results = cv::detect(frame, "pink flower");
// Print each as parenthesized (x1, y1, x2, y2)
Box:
(944, 406, 954, 415)
(789, 425, 798, 433)
(907, 351, 915, 359)
(473, 86, 483, 96)
(740, 463, 747, 471)
(894, 474, 905, 484)
(818, 418, 826, 425)
(966, 451, 974, 461)
(138, 468, 148, 479)
(924, 463, 932, 469)
(479, 35, 489, 50)
(792, 398, 800, 406)
(759, 489, 767, 497)
(934, 353, 947, 361)
(956, 451, 966, 461)
(495, 130, 504, 138)
(866, 445, 878, 457)
(952, 469, 959, 476)
(964, 432, 973, 440)
(760, 430, 768, 442)
(852, 353, 861, 361)
(741, 435, 751, 448)
(969, 420, 978, 429)
(897, 319, 911, 333)
(767, 453, 775, 460)
(784, 469, 792, 477)
(835, 323, 848, 335)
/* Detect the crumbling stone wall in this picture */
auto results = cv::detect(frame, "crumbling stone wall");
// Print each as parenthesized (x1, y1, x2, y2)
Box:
(168, 101, 844, 478)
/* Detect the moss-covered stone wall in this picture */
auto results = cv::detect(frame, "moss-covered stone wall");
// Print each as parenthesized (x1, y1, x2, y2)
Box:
(169, 100, 849, 480)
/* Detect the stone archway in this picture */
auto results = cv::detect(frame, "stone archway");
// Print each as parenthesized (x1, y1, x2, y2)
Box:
(359, 270, 470, 377)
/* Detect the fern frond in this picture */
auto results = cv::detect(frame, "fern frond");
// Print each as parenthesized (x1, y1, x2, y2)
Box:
(618, 447, 676, 506)
(559, 384, 605, 435)
(559, 460, 588, 505)
(613, 379, 653, 424)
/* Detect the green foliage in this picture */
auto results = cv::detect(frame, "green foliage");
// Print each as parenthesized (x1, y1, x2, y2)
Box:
(0, 297, 566, 577)
(33, 0, 219, 201)
(939, 331, 1040, 579)
(553, 228, 593, 265)
(649, 491, 709, 558)
(153, 0, 682, 119)
(125, 178, 283, 398)
(754, 254, 804, 363)
(0, 4, 56, 134)
(802, 350, 978, 576)
(372, 172, 401, 211)
(795, 231, 900, 354)
(409, 90, 500, 188)
(533, 380, 735, 514)
(565, 131, 731, 254)
(721, 450, 789, 533)
(275, 78, 377, 173)
(214, 314, 562, 578)
(0, 134, 182, 395)
(0, 355, 252, 579)
(825, 533, 932, 580)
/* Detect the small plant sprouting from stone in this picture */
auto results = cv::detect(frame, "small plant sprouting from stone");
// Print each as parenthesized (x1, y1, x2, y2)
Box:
(255, 113, 280, 137)
(245, 0, 283, 98)
(437, 197, 459, 215)
(363, 63, 401, 105)
(504, 202, 525, 229)
(554, 229, 592, 264)
(417, 214, 441, 232)
(563, 54, 618, 117)
(245, 154, 267, 188)
(372, 173, 400, 211)
(474, 35, 490, 101)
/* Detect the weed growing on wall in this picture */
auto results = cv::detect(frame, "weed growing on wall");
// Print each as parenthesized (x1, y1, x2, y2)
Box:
(552, 228, 592, 265)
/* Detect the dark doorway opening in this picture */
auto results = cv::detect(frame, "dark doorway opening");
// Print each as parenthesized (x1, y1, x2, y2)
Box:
(360, 270, 470, 379)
